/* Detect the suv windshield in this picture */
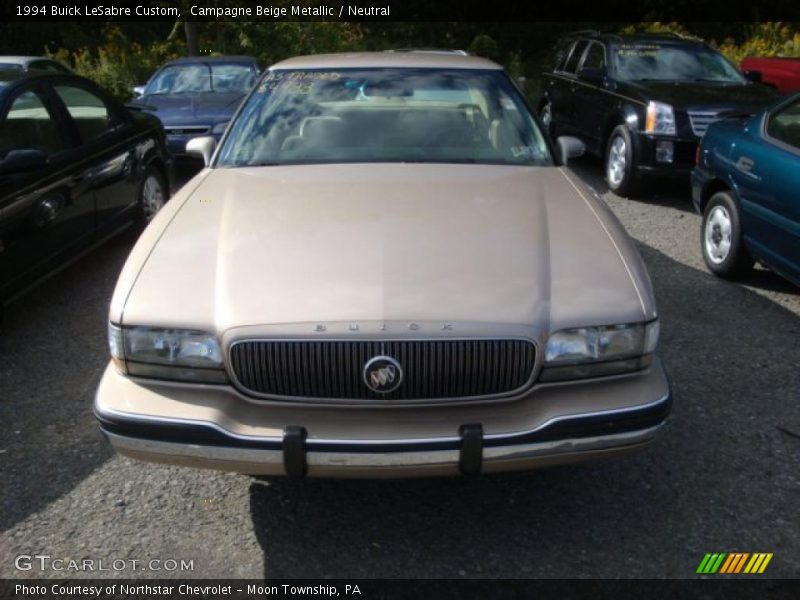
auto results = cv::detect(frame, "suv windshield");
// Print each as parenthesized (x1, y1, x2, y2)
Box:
(216, 68, 552, 167)
(146, 63, 256, 95)
(613, 43, 744, 83)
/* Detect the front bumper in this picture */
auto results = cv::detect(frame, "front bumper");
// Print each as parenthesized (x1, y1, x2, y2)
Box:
(690, 166, 713, 214)
(95, 359, 672, 478)
(634, 135, 698, 177)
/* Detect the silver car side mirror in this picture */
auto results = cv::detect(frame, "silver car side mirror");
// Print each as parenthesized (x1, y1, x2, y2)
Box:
(186, 136, 217, 167)
(132, 85, 146, 98)
(557, 136, 585, 166)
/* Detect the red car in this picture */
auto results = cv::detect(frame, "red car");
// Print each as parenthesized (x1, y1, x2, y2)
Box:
(741, 57, 800, 94)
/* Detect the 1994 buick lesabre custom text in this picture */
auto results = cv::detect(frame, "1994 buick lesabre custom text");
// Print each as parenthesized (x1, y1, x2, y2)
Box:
(95, 51, 671, 477)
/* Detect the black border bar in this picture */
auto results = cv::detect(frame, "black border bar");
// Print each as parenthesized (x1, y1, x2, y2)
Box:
(2, 578, 799, 600)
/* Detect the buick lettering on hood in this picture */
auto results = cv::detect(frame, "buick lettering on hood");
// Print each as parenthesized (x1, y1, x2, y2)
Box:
(95, 51, 671, 478)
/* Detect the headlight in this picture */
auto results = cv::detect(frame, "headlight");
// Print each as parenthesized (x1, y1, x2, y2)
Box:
(645, 101, 676, 135)
(211, 121, 229, 135)
(108, 324, 226, 383)
(540, 320, 659, 382)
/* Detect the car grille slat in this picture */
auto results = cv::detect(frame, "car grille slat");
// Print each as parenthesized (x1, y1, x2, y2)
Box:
(687, 111, 721, 137)
(229, 339, 536, 402)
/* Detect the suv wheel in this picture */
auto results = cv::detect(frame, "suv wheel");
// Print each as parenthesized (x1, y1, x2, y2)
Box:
(701, 191, 753, 277)
(605, 125, 638, 196)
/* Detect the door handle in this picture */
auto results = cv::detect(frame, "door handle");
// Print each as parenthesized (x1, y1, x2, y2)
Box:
(736, 156, 755, 172)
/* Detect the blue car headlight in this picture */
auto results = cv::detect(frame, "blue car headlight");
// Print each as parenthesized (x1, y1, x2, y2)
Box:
(211, 121, 229, 135)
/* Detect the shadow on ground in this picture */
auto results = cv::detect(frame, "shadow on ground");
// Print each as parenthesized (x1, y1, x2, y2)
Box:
(0, 236, 133, 531)
(249, 242, 800, 578)
(568, 155, 696, 214)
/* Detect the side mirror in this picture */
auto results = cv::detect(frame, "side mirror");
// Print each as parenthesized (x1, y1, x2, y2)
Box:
(742, 70, 762, 84)
(577, 67, 606, 85)
(186, 136, 216, 167)
(132, 85, 146, 98)
(556, 136, 585, 165)
(0, 148, 48, 173)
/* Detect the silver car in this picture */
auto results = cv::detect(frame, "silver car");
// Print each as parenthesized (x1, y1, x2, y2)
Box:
(95, 51, 671, 478)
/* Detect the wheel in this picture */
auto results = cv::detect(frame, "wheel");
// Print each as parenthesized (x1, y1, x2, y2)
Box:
(136, 167, 167, 229)
(539, 101, 554, 137)
(605, 125, 638, 196)
(701, 191, 754, 278)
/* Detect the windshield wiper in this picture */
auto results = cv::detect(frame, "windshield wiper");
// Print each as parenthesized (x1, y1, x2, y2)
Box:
(692, 78, 738, 84)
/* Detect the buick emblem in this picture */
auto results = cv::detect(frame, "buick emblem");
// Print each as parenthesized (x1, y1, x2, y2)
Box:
(363, 356, 403, 394)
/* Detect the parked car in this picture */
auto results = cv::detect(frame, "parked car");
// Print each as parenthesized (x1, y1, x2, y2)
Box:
(95, 51, 670, 478)
(539, 32, 779, 195)
(741, 56, 800, 95)
(0, 55, 71, 74)
(692, 92, 800, 285)
(0, 70, 172, 310)
(128, 56, 260, 157)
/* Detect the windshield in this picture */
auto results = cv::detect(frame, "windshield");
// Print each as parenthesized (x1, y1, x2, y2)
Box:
(613, 44, 745, 83)
(216, 68, 552, 167)
(145, 63, 256, 95)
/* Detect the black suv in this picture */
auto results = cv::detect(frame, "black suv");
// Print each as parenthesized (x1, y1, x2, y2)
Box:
(539, 32, 778, 195)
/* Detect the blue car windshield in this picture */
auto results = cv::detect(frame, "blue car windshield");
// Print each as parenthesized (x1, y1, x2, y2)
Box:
(613, 44, 744, 83)
(146, 63, 256, 94)
(216, 68, 552, 167)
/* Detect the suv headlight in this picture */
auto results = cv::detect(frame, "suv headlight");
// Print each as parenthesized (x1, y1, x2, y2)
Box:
(108, 324, 226, 383)
(540, 320, 659, 382)
(645, 101, 676, 135)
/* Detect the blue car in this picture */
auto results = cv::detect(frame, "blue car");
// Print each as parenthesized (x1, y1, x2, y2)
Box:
(692, 92, 800, 285)
(130, 56, 260, 157)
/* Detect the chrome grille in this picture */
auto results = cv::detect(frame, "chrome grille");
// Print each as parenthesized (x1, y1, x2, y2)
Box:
(687, 111, 720, 137)
(228, 339, 536, 402)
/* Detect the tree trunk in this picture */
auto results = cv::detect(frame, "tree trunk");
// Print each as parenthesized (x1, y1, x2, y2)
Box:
(184, 21, 199, 56)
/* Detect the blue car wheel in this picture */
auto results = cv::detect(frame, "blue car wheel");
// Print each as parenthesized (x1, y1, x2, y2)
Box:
(701, 191, 754, 277)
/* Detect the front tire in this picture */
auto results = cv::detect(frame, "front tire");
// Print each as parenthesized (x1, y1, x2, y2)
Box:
(701, 191, 753, 278)
(605, 125, 638, 197)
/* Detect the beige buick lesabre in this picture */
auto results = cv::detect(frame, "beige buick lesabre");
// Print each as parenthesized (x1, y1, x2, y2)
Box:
(95, 51, 671, 477)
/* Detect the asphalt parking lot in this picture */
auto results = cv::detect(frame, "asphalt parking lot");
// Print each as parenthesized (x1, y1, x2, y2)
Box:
(1, 157, 798, 580)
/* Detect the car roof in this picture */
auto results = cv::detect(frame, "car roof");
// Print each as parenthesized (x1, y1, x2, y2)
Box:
(270, 51, 502, 71)
(0, 70, 101, 91)
(0, 56, 55, 65)
(163, 56, 258, 66)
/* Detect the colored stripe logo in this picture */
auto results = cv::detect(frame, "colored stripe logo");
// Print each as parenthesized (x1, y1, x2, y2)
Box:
(697, 553, 773, 574)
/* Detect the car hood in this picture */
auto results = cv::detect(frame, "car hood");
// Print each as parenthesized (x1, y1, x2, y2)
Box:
(132, 92, 244, 124)
(621, 80, 778, 112)
(116, 164, 655, 334)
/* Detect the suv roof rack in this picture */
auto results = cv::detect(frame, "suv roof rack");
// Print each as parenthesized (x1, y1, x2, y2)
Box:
(566, 30, 623, 42)
(384, 48, 470, 56)
(626, 31, 704, 42)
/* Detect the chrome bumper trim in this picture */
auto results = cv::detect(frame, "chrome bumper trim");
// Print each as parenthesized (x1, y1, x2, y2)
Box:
(105, 423, 664, 471)
(95, 392, 670, 448)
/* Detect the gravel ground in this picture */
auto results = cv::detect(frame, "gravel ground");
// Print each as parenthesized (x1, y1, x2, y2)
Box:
(1, 157, 798, 579)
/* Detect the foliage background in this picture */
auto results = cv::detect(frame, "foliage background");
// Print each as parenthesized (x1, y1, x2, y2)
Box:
(0, 20, 797, 101)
